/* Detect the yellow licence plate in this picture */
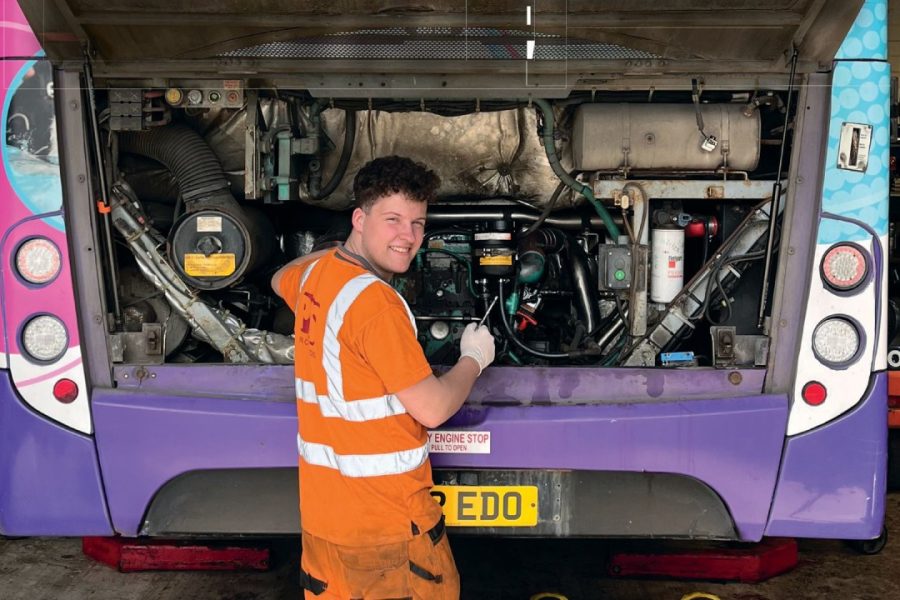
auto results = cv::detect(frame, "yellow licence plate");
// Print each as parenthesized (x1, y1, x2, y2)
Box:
(431, 485, 539, 527)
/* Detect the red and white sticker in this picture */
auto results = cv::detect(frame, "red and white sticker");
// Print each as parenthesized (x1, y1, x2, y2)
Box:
(428, 430, 491, 454)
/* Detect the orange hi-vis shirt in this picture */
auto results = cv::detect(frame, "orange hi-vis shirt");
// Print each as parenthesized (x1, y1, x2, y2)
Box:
(279, 247, 442, 547)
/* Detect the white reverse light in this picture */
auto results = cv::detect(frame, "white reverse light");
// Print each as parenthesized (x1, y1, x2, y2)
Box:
(21, 315, 68, 362)
(812, 317, 860, 366)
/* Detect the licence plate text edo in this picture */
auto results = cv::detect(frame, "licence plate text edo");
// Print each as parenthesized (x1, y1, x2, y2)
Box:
(431, 485, 538, 527)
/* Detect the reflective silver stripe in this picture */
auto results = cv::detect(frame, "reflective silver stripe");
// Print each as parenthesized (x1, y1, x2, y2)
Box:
(297, 433, 429, 477)
(301, 260, 319, 287)
(396, 291, 418, 334)
(295, 377, 407, 421)
(297, 267, 418, 422)
(323, 273, 380, 403)
(293, 259, 321, 315)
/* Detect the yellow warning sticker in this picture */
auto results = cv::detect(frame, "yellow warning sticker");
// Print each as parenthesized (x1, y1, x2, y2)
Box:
(479, 255, 513, 266)
(184, 253, 236, 277)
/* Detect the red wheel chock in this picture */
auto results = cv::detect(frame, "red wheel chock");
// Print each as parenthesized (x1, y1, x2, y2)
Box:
(82, 536, 270, 572)
(608, 537, 798, 583)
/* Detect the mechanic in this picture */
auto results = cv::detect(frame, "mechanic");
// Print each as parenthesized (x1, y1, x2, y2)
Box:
(272, 155, 496, 599)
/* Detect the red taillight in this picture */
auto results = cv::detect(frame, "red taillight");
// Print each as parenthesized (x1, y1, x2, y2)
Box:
(15, 237, 61, 285)
(821, 243, 868, 291)
(53, 379, 78, 404)
(801, 381, 827, 406)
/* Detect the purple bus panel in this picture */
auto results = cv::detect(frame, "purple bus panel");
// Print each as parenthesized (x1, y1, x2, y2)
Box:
(93, 365, 785, 540)
(0, 370, 111, 535)
(92, 387, 298, 536)
(765, 372, 887, 540)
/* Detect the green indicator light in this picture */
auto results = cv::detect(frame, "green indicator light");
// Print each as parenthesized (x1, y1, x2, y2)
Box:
(614, 269, 626, 281)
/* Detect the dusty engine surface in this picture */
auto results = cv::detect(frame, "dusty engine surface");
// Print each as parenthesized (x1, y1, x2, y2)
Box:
(98, 87, 790, 368)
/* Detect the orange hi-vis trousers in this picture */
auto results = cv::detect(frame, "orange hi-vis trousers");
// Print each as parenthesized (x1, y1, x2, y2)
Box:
(300, 518, 459, 599)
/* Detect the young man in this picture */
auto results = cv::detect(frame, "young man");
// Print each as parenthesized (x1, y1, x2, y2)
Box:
(272, 156, 495, 599)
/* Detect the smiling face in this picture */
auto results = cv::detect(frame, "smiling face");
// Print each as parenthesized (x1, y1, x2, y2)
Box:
(346, 192, 427, 280)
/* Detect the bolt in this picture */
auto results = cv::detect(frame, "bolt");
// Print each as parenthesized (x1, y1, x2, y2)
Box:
(728, 371, 742, 385)
(787, 247, 795, 255)
(77, 174, 86, 183)
(69, 100, 78, 110)
(780, 319, 788, 328)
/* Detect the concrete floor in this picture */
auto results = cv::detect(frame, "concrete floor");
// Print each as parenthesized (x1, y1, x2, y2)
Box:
(1, 493, 897, 599)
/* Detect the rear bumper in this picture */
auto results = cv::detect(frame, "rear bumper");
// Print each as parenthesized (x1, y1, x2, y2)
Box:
(94, 380, 788, 540)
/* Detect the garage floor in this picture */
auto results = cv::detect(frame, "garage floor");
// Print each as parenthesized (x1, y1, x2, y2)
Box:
(1, 493, 897, 599)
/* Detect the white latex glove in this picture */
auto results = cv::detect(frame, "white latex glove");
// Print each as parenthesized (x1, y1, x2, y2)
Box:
(460, 323, 496, 375)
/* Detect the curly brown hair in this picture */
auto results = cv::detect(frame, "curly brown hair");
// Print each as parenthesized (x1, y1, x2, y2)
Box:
(352, 155, 440, 212)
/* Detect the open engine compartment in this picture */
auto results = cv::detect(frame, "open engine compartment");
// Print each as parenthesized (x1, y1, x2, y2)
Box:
(95, 84, 794, 370)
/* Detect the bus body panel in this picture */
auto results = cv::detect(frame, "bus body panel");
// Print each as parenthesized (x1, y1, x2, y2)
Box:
(92, 385, 298, 536)
(766, 372, 887, 539)
(92, 367, 786, 540)
(1, 2, 93, 434)
(0, 370, 111, 535)
(786, 0, 890, 435)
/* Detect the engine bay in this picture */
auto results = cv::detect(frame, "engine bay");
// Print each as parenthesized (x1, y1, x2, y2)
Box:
(95, 84, 792, 369)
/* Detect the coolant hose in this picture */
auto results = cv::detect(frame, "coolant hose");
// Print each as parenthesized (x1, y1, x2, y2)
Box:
(517, 229, 599, 334)
(498, 278, 588, 360)
(315, 110, 357, 200)
(532, 99, 621, 239)
(566, 237, 601, 335)
(118, 125, 238, 213)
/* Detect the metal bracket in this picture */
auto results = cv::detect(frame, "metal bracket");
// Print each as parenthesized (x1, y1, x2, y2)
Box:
(711, 326, 769, 367)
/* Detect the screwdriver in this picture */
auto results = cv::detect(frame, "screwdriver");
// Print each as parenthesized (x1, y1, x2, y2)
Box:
(477, 296, 498, 328)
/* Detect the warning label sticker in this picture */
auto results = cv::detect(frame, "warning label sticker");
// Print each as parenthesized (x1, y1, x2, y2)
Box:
(196, 216, 223, 232)
(428, 430, 491, 454)
(479, 255, 513, 266)
(184, 253, 236, 277)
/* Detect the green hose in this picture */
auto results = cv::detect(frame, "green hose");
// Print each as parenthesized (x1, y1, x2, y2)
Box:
(532, 99, 621, 239)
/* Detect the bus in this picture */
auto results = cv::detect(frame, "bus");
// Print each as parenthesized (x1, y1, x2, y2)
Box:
(0, 0, 888, 548)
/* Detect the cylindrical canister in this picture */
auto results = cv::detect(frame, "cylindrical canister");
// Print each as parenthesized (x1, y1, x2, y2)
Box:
(471, 220, 516, 279)
(168, 206, 275, 290)
(650, 226, 684, 303)
(572, 103, 760, 171)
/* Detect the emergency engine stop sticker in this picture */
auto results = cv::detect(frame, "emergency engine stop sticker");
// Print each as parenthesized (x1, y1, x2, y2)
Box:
(428, 430, 491, 453)
(184, 253, 236, 277)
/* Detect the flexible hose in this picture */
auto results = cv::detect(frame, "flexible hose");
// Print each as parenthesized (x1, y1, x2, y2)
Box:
(532, 99, 621, 239)
(315, 110, 357, 199)
(498, 278, 591, 359)
(118, 125, 237, 212)
(566, 237, 601, 334)
(521, 175, 569, 238)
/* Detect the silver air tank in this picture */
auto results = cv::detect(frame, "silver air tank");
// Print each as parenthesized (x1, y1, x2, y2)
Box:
(572, 104, 760, 171)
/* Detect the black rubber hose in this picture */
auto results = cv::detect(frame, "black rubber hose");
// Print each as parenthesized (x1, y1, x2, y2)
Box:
(565, 236, 601, 335)
(498, 278, 583, 360)
(521, 228, 599, 334)
(118, 125, 237, 212)
(315, 110, 357, 200)
(521, 177, 567, 238)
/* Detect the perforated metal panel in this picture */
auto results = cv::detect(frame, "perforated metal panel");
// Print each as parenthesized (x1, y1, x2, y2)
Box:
(220, 28, 658, 60)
